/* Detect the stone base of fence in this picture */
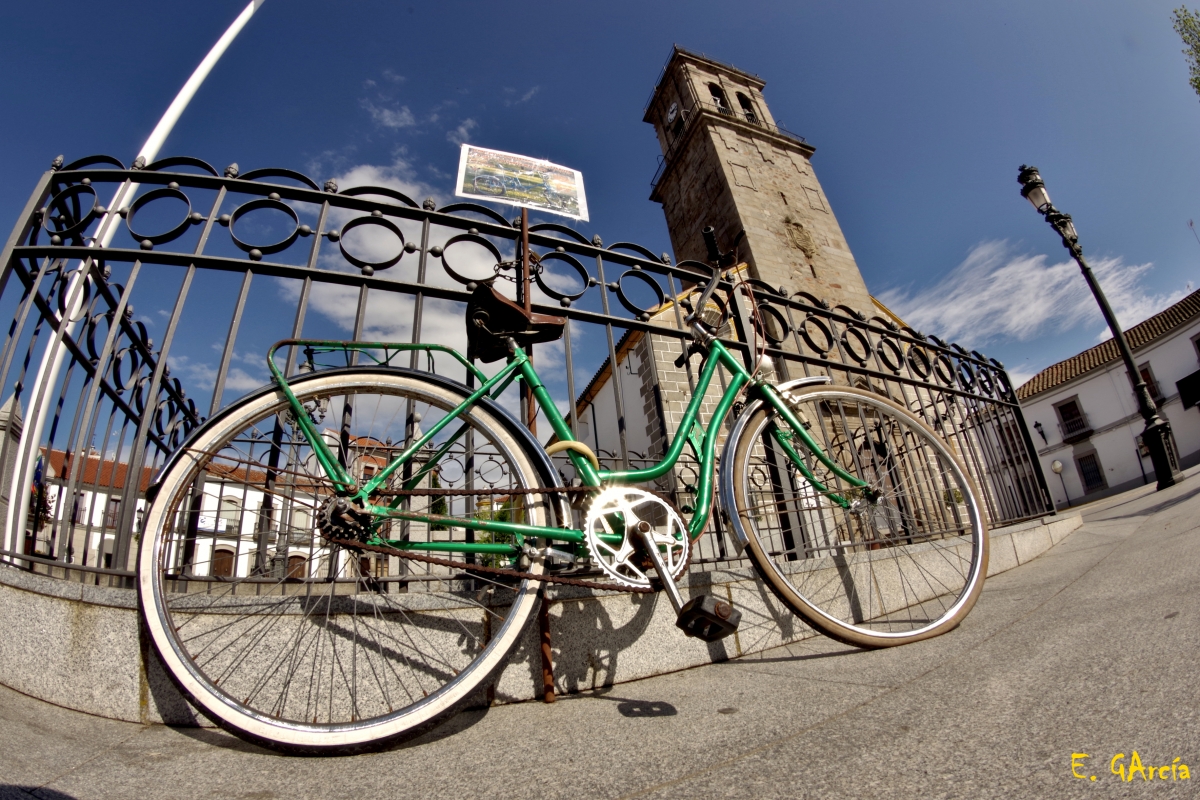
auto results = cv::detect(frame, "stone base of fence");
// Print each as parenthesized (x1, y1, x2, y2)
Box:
(0, 512, 1081, 726)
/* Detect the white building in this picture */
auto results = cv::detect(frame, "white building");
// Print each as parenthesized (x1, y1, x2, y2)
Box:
(1017, 289, 1200, 507)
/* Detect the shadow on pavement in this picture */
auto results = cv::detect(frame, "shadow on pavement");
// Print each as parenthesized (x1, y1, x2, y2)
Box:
(1086, 480, 1200, 522)
(165, 697, 495, 757)
(733, 645, 861, 665)
(0, 787, 79, 800)
(573, 687, 679, 717)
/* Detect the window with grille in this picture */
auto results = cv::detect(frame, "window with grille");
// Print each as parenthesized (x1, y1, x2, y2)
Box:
(1137, 363, 1163, 402)
(104, 497, 120, 529)
(1055, 398, 1089, 438)
(1076, 453, 1107, 493)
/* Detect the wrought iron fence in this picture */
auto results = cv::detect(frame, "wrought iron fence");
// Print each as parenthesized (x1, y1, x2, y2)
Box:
(0, 154, 1053, 585)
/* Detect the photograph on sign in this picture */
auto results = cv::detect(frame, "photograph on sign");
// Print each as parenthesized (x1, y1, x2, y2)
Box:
(454, 144, 589, 221)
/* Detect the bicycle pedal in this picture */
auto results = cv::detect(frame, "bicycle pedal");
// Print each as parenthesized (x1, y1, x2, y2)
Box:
(675, 594, 741, 642)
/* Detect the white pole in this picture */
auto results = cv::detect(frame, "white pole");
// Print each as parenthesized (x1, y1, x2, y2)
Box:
(8, 0, 267, 562)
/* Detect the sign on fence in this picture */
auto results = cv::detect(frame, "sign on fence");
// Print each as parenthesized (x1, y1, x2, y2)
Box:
(454, 144, 589, 221)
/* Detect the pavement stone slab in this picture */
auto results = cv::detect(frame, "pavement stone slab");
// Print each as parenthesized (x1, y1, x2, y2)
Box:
(2, 475, 1198, 800)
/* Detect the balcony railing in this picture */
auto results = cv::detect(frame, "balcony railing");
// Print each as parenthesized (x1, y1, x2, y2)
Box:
(1058, 412, 1093, 444)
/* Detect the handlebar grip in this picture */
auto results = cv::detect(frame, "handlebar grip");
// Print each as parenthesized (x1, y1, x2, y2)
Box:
(702, 226, 721, 263)
(693, 264, 721, 316)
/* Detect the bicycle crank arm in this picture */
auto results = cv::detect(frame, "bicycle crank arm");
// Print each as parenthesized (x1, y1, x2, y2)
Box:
(634, 522, 741, 643)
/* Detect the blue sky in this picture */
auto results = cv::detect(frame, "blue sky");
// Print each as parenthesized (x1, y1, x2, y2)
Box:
(3, 0, 1200, 388)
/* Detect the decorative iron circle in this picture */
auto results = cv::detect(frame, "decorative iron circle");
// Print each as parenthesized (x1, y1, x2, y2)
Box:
(84, 313, 105, 362)
(439, 233, 503, 286)
(125, 187, 193, 246)
(800, 315, 834, 356)
(132, 373, 155, 415)
(907, 345, 932, 380)
(55, 268, 94, 322)
(476, 455, 510, 486)
(840, 326, 871, 365)
(150, 395, 172, 438)
(338, 215, 406, 274)
(994, 370, 1013, 398)
(875, 336, 904, 373)
(436, 457, 465, 485)
(976, 367, 996, 397)
(956, 360, 977, 391)
(228, 198, 300, 256)
(614, 269, 665, 321)
(109, 346, 142, 392)
(42, 184, 99, 239)
(533, 251, 589, 304)
(757, 304, 791, 345)
(933, 353, 955, 386)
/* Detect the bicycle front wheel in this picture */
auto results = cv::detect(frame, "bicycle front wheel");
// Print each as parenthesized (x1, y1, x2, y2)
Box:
(723, 385, 988, 647)
(138, 368, 552, 753)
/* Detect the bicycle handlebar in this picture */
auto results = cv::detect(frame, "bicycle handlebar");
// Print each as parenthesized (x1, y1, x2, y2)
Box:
(686, 226, 724, 327)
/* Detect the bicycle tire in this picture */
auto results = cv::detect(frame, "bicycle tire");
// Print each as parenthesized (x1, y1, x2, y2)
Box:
(721, 384, 988, 647)
(138, 368, 552, 753)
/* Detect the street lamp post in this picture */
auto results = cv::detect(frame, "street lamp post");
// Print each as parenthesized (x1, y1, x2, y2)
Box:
(1051, 459, 1071, 508)
(1018, 165, 1179, 491)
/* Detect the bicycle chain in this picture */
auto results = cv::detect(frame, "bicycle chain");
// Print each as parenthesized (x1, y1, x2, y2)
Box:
(374, 485, 593, 497)
(336, 484, 688, 594)
(328, 537, 654, 594)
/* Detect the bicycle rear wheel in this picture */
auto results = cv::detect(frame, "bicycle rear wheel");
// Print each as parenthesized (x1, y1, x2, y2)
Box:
(723, 385, 987, 647)
(138, 368, 553, 753)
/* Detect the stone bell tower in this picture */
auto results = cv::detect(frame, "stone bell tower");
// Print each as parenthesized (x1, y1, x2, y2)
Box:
(645, 47, 873, 315)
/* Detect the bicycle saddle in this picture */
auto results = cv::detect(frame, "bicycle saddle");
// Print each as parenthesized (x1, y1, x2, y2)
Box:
(466, 283, 566, 363)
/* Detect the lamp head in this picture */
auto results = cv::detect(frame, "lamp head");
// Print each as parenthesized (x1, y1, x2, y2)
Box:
(1018, 165, 1052, 213)
(1051, 459, 1064, 474)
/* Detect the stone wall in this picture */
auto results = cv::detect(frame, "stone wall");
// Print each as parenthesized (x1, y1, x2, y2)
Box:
(0, 513, 1082, 723)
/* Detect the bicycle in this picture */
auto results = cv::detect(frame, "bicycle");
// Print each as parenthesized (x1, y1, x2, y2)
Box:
(137, 227, 988, 753)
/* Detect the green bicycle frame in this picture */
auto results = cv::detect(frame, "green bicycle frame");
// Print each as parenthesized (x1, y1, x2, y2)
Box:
(266, 336, 868, 561)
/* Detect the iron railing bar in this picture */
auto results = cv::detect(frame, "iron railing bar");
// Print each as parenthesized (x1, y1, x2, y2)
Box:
(210, 270, 253, 416)
(283, 199, 330, 378)
(593, 252, 629, 469)
(44, 358, 85, 561)
(53, 263, 141, 562)
(0, 171, 54, 307)
(113, 261, 198, 571)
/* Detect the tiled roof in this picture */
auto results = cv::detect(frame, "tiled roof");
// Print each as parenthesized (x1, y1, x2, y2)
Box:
(1017, 288, 1200, 399)
(41, 448, 156, 492)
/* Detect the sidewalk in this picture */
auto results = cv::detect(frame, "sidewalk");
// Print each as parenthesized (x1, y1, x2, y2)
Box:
(3, 472, 1199, 799)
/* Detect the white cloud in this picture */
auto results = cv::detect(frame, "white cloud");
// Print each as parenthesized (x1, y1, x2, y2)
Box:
(168, 355, 266, 394)
(381, 69, 405, 84)
(447, 119, 478, 145)
(878, 240, 1186, 348)
(360, 99, 416, 129)
(330, 154, 441, 207)
(504, 86, 541, 106)
(1004, 367, 1038, 390)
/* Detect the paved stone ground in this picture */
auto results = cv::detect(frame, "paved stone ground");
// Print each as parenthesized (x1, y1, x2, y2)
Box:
(3, 473, 1199, 799)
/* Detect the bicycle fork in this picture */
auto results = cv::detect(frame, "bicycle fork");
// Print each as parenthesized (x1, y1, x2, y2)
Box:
(632, 520, 742, 642)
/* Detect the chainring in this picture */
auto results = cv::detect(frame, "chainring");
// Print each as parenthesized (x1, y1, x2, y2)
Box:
(583, 487, 690, 589)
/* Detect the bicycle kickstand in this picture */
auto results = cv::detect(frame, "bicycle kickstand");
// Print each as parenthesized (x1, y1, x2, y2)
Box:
(632, 521, 742, 643)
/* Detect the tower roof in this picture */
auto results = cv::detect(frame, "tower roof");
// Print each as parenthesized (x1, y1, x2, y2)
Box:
(644, 46, 766, 121)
